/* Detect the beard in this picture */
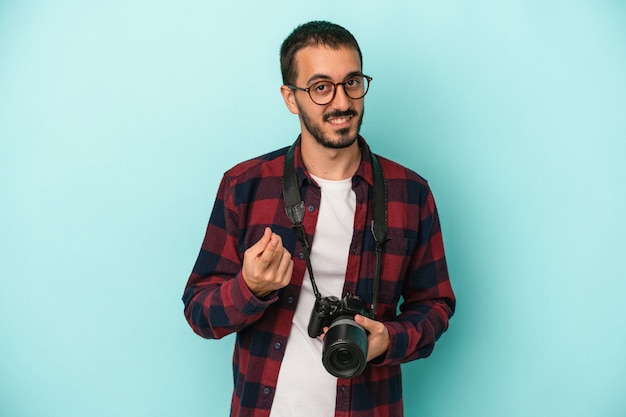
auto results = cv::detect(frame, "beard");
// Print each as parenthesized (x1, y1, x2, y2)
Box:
(298, 106, 364, 149)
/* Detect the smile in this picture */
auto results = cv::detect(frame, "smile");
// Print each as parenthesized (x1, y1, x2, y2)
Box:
(328, 116, 352, 125)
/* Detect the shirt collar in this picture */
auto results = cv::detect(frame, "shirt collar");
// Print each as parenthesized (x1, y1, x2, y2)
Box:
(291, 135, 376, 188)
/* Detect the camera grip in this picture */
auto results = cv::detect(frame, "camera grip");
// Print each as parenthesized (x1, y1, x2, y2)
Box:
(308, 307, 326, 338)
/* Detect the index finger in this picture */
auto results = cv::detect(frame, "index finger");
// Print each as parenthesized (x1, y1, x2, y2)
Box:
(256, 232, 283, 265)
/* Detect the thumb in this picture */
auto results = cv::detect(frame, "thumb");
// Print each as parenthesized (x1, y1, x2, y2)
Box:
(354, 314, 374, 331)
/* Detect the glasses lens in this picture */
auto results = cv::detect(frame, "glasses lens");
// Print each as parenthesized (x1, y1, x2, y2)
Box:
(344, 76, 369, 100)
(309, 81, 335, 104)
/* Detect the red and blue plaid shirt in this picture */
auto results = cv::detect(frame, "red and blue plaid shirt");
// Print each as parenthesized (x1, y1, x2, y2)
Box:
(183, 136, 455, 417)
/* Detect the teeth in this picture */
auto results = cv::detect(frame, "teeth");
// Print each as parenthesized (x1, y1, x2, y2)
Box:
(329, 117, 349, 125)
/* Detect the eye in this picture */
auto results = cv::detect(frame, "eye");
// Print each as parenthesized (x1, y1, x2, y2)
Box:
(313, 81, 333, 95)
(345, 77, 362, 89)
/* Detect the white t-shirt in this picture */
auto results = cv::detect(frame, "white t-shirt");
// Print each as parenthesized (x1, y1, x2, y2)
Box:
(270, 175, 356, 417)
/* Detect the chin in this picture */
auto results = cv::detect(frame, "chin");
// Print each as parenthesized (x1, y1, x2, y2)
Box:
(317, 131, 358, 149)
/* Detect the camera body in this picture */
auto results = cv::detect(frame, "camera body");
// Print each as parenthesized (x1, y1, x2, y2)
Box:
(308, 293, 373, 378)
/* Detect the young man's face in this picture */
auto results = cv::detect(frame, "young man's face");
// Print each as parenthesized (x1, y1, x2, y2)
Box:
(282, 45, 365, 149)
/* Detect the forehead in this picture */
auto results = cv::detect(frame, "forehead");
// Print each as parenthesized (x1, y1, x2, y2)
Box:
(294, 45, 362, 84)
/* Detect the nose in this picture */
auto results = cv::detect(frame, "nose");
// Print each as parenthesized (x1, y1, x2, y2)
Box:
(330, 83, 351, 110)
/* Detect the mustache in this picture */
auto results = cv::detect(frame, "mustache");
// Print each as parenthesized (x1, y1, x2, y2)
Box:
(323, 109, 358, 122)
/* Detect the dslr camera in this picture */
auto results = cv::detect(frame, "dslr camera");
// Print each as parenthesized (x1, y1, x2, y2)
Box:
(308, 293, 373, 378)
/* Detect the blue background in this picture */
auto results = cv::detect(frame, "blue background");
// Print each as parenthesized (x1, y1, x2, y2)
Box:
(1, 1, 625, 416)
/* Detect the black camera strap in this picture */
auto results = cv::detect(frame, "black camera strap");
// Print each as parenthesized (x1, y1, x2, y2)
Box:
(282, 141, 387, 316)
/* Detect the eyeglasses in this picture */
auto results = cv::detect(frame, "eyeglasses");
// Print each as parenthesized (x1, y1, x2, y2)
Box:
(288, 75, 372, 105)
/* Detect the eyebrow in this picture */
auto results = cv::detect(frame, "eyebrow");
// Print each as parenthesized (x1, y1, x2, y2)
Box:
(306, 71, 364, 85)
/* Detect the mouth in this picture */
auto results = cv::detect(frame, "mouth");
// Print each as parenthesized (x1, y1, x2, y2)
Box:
(325, 111, 358, 129)
(328, 116, 352, 127)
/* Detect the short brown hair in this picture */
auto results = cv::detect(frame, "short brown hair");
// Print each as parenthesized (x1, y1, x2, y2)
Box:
(280, 21, 363, 85)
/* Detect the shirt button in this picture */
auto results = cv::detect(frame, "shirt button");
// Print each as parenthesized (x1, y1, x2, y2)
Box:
(298, 252, 304, 259)
(264, 387, 271, 395)
(275, 342, 282, 350)
(287, 296, 294, 304)
(308, 205, 315, 212)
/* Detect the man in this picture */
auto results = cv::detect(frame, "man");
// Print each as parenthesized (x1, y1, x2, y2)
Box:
(183, 21, 455, 417)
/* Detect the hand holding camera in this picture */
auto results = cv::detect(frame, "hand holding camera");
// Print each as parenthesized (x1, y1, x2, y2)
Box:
(352, 313, 390, 362)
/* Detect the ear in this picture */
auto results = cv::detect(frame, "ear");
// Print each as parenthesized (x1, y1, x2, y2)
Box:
(280, 85, 300, 115)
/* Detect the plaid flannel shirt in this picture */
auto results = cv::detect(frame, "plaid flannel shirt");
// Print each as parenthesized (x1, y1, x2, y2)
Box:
(183, 136, 455, 417)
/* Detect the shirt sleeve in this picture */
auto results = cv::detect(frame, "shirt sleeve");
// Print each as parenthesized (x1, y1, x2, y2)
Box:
(182, 173, 278, 339)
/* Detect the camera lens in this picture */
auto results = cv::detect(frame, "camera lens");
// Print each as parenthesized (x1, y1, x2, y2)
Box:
(322, 317, 368, 378)
(329, 346, 359, 373)
(334, 349, 355, 367)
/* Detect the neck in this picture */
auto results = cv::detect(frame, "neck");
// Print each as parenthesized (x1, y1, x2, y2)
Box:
(300, 136, 362, 180)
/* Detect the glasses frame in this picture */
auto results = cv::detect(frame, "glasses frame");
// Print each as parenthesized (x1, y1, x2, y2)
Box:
(288, 75, 373, 105)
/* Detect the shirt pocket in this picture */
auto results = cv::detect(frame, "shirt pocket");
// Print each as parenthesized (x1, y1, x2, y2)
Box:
(376, 233, 417, 306)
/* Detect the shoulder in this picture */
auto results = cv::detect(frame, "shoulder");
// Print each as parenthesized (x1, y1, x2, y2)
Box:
(371, 153, 437, 211)
(374, 154, 430, 188)
(223, 146, 289, 183)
